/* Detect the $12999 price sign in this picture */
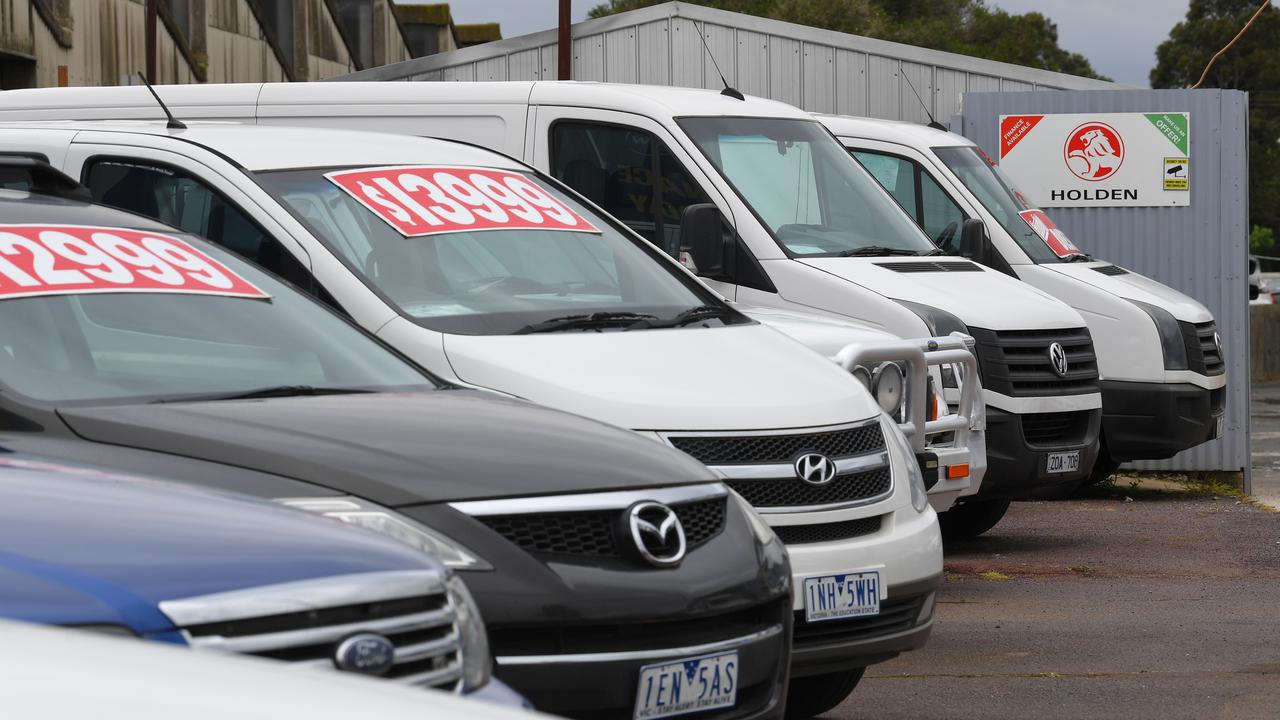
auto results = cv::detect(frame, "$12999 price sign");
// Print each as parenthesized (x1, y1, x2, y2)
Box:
(326, 165, 600, 237)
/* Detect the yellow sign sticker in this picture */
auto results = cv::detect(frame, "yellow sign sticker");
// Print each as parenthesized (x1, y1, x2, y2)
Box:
(1164, 157, 1189, 191)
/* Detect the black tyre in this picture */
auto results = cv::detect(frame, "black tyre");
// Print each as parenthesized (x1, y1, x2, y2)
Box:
(785, 669, 865, 718)
(939, 499, 1011, 540)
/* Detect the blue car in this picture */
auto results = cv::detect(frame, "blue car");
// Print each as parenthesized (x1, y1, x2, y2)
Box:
(0, 453, 521, 705)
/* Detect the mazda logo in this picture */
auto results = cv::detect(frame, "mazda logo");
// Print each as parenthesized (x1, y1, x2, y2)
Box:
(628, 502, 687, 567)
(333, 633, 397, 676)
(794, 452, 837, 486)
(1047, 342, 1069, 378)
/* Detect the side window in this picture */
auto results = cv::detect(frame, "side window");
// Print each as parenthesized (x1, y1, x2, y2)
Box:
(550, 122, 710, 258)
(83, 159, 312, 289)
(852, 151, 916, 218)
(919, 171, 966, 253)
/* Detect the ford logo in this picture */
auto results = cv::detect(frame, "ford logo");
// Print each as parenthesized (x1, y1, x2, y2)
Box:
(333, 633, 397, 676)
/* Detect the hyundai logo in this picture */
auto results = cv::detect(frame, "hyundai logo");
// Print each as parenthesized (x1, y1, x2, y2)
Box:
(794, 452, 837, 486)
(333, 633, 397, 676)
(628, 501, 687, 567)
(1047, 342, 1069, 378)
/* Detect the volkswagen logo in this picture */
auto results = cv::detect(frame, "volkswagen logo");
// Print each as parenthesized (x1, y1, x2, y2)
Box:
(628, 502, 687, 567)
(794, 452, 837, 486)
(333, 633, 397, 676)
(1047, 342, 1069, 378)
(1213, 331, 1223, 359)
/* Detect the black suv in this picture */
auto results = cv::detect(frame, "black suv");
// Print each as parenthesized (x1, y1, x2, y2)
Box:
(0, 158, 791, 720)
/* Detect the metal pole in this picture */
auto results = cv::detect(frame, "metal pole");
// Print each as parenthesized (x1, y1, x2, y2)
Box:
(558, 0, 571, 80)
(145, 0, 158, 82)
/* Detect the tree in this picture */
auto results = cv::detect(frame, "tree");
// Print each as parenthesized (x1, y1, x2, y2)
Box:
(1151, 0, 1280, 240)
(587, 0, 1107, 79)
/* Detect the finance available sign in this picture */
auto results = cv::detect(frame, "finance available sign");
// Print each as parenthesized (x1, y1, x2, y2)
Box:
(998, 112, 1190, 208)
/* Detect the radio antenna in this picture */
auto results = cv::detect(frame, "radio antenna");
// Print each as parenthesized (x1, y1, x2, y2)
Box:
(695, 21, 744, 101)
(137, 72, 187, 130)
(900, 72, 947, 131)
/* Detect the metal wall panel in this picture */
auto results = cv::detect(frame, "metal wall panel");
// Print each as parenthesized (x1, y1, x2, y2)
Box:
(669, 17, 705, 89)
(735, 30, 770, 98)
(636, 20, 671, 85)
(803, 43, 836, 114)
(573, 34, 605, 81)
(474, 57, 507, 82)
(508, 48, 542, 80)
(705, 22, 737, 88)
(769, 35, 802, 106)
(867, 55, 900, 119)
(898, 61, 934, 123)
(935, 68, 966, 119)
(604, 27, 639, 83)
(540, 44, 558, 80)
(834, 49, 868, 117)
(958, 90, 1251, 476)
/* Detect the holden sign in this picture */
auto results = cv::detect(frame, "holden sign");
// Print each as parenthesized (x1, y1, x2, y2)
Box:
(998, 112, 1190, 208)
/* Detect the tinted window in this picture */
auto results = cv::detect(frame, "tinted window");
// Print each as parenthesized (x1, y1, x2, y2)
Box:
(84, 159, 314, 285)
(920, 171, 966, 252)
(852, 149, 966, 252)
(853, 151, 916, 217)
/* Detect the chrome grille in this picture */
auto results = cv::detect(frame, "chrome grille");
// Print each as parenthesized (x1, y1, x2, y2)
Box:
(667, 423, 884, 465)
(726, 466, 891, 510)
(968, 326, 1099, 396)
(160, 570, 464, 690)
(1181, 320, 1224, 376)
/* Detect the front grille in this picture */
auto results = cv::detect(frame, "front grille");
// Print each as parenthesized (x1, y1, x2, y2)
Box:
(793, 593, 927, 648)
(875, 260, 985, 273)
(478, 498, 726, 558)
(1021, 411, 1091, 446)
(968, 326, 1099, 396)
(1180, 320, 1225, 376)
(774, 515, 882, 544)
(173, 572, 463, 690)
(1092, 264, 1129, 276)
(668, 424, 884, 465)
(727, 466, 891, 510)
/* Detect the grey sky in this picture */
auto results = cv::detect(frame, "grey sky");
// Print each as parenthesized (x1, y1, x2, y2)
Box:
(431, 1, 1190, 88)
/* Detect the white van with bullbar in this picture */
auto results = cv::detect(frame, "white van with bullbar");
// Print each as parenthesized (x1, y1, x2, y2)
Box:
(0, 117, 981, 716)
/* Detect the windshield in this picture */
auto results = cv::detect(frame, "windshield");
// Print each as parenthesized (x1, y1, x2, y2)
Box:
(259, 167, 736, 335)
(678, 117, 937, 257)
(933, 145, 1077, 263)
(0, 235, 434, 405)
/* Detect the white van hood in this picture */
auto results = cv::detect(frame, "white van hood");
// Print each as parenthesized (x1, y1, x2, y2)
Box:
(442, 324, 878, 431)
(737, 303, 900, 358)
(797, 257, 1085, 330)
(1041, 263, 1214, 323)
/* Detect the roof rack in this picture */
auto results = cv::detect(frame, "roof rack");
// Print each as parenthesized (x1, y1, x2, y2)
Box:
(0, 155, 93, 202)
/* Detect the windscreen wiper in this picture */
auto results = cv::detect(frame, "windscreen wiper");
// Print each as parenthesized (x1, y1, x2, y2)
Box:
(918, 248, 946, 256)
(835, 246, 923, 257)
(1063, 253, 1094, 262)
(631, 305, 733, 329)
(151, 386, 377, 403)
(513, 312, 659, 335)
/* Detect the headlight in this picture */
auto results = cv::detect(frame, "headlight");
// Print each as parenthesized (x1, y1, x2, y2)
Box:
(726, 487, 776, 545)
(850, 364, 872, 391)
(872, 362, 905, 417)
(1129, 299, 1188, 370)
(893, 300, 969, 337)
(881, 416, 929, 514)
(446, 575, 492, 692)
(277, 497, 492, 570)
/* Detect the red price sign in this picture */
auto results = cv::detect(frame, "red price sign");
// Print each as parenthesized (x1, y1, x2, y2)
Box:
(0, 225, 269, 301)
(326, 165, 600, 238)
(1018, 210, 1082, 259)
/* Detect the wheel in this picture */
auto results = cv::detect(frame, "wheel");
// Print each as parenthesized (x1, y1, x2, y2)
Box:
(785, 669, 865, 718)
(1082, 458, 1120, 487)
(939, 499, 1011, 540)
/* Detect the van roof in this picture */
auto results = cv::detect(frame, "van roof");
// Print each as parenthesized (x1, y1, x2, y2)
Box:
(0, 120, 527, 173)
(814, 113, 973, 148)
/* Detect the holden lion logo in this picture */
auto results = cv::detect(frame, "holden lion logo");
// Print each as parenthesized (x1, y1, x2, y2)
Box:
(794, 452, 837, 486)
(1064, 122, 1124, 182)
(1048, 342, 1070, 378)
(627, 502, 687, 567)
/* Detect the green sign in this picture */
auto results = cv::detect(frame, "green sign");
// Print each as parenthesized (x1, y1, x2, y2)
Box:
(1144, 113, 1190, 155)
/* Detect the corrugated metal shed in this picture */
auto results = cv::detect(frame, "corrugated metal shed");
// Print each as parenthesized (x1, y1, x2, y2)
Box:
(338, 0, 1120, 120)
(956, 90, 1251, 479)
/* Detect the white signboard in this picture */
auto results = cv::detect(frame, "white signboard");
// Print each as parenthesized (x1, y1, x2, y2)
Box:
(998, 112, 1190, 207)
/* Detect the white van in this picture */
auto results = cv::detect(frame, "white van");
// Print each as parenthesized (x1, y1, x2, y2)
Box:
(3, 80, 1107, 538)
(818, 115, 1227, 478)
(0, 119, 981, 716)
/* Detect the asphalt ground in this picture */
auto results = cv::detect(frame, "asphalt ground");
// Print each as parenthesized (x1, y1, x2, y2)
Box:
(831, 480, 1280, 719)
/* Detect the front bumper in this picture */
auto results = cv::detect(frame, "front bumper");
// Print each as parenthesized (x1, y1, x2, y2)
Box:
(976, 407, 1101, 499)
(779, 503, 942, 675)
(1101, 380, 1225, 462)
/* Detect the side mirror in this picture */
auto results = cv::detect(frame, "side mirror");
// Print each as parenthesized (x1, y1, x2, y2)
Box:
(679, 203, 731, 278)
(958, 218, 993, 266)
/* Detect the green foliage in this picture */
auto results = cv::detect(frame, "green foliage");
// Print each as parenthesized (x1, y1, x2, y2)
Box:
(1152, 1, 1280, 241)
(1252, 224, 1277, 255)
(586, 0, 1107, 79)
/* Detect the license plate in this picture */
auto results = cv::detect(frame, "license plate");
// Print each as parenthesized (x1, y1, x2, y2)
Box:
(802, 571, 881, 623)
(1215, 416, 1224, 439)
(1046, 451, 1081, 474)
(634, 651, 738, 720)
